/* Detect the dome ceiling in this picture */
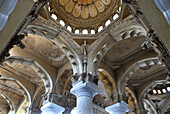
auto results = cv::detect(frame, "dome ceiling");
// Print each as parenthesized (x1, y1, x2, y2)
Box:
(50, 0, 120, 28)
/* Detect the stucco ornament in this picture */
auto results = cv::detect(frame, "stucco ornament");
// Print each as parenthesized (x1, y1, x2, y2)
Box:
(59, 0, 111, 19)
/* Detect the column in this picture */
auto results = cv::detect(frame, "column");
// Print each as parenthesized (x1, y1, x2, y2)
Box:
(105, 101, 129, 114)
(154, 0, 170, 25)
(70, 81, 99, 114)
(41, 101, 65, 114)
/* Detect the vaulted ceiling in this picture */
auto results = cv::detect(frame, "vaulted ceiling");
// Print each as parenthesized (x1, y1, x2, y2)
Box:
(0, 0, 169, 114)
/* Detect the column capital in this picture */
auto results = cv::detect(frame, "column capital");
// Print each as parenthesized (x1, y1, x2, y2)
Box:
(71, 81, 99, 98)
(70, 81, 99, 114)
(71, 73, 98, 85)
(41, 101, 65, 114)
(105, 101, 129, 114)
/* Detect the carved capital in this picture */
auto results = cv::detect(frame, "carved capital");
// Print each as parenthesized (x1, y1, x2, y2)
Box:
(70, 81, 99, 98)
(71, 73, 98, 85)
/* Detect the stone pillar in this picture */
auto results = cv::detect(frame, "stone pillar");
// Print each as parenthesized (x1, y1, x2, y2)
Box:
(105, 101, 129, 114)
(41, 101, 65, 114)
(70, 81, 99, 114)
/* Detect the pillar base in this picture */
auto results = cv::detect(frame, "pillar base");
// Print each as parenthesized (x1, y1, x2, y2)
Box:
(41, 102, 65, 114)
(105, 101, 129, 114)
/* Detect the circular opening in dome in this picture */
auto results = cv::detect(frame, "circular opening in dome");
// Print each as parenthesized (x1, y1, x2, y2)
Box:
(119, 6, 121, 12)
(59, 20, 65, 26)
(157, 90, 162, 94)
(67, 26, 72, 32)
(51, 14, 57, 20)
(162, 88, 166, 93)
(75, 29, 79, 34)
(82, 29, 88, 34)
(113, 14, 119, 20)
(91, 29, 95, 34)
(71, 107, 76, 114)
(48, 6, 51, 11)
(98, 26, 103, 32)
(105, 20, 111, 26)
(153, 90, 157, 94)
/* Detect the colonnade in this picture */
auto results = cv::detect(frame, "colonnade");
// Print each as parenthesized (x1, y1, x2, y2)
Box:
(40, 80, 129, 114)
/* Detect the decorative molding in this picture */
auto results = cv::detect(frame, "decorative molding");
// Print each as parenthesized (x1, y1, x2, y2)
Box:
(3, 56, 53, 101)
(103, 48, 153, 68)
(129, 68, 168, 86)
(0, 91, 15, 113)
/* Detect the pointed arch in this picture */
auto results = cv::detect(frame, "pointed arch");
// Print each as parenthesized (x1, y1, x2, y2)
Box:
(24, 20, 83, 74)
(0, 77, 31, 113)
(0, 91, 15, 114)
(97, 66, 118, 103)
(3, 56, 53, 100)
(88, 18, 147, 74)
(118, 57, 164, 95)
(143, 99, 157, 114)
(160, 98, 170, 114)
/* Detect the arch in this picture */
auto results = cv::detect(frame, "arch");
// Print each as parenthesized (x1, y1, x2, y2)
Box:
(140, 80, 169, 100)
(55, 69, 73, 96)
(97, 68, 118, 103)
(24, 23, 82, 74)
(54, 61, 73, 95)
(32, 85, 44, 104)
(0, 91, 15, 114)
(126, 87, 140, 113)
(160, 98, 170, 114)
(51, 34, 82, 74)
(24, 16, 146, 75)
(143, 99, 157, 114)
(118, 57, 164, 95)
(88, 19, 147, 74)
(0, 77, 31, 102)
(0, 0, 18, 31)
(31, 86, 45, 114)
(3, 56, 53, 101)
(139, 80, 169, 110)
(0, 77, 31, 112)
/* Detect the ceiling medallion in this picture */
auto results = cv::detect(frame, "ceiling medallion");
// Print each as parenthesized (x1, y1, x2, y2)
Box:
(59, 0, 111, 19)
(51, 0, 120, 29)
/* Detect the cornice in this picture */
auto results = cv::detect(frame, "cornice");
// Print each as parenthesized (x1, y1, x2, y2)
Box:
(129, 67, 168, 86)
(102, 48, 153, 69)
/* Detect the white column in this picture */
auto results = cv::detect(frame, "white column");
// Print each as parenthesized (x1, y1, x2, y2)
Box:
(0, 0, 18, 31)
(70, 81, 99, 114)
(41, 101, 65, 114)
(105, 101, 129, 114)
(154, 0, 170, 25)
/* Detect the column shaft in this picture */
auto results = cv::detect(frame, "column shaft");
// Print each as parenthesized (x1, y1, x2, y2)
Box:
(71, 81, 99, 114)
(77, 96, 93, 114)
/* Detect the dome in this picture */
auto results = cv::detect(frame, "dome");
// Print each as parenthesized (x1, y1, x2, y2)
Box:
(50, 0, 121, 28)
